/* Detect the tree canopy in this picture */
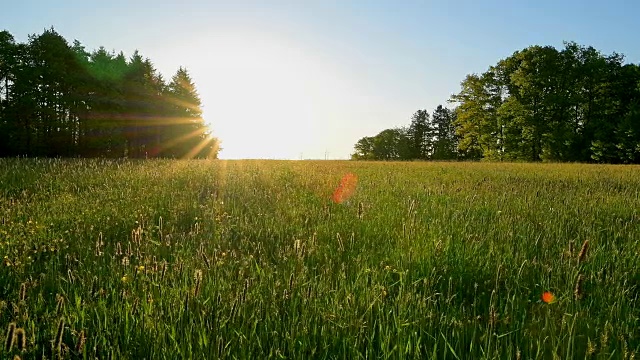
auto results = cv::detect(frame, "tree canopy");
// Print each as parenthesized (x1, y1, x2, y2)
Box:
(351, 105, 458, 161)
(0, 28, 219, 158)
(352, 42, 640, 163)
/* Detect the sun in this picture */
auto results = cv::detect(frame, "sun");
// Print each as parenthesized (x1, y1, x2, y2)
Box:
(187, 31, 339, 159)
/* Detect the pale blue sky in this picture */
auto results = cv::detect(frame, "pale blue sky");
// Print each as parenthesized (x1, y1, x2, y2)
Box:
(1, 0, 639, 159)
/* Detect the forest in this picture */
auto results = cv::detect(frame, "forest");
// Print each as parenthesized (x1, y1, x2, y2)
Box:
(0, 28, 219, 159)
(352, 42, 640, 163)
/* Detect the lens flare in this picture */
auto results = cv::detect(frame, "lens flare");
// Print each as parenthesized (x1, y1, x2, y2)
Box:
(332, 173, 358, 204)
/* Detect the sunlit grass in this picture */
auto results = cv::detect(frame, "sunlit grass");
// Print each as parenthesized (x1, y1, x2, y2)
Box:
(0, 159, 638, 359)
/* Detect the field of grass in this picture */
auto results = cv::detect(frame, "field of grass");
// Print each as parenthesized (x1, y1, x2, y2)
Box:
(0, 159, 639, 359)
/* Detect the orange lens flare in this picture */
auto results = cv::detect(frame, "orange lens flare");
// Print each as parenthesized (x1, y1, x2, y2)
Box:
(541, 291, 555, 304)
(332, 173, 358, 204)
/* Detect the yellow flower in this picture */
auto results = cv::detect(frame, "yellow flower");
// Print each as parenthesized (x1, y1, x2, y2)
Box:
(137, 265, 145, 272)
(121, 275, 128, 282)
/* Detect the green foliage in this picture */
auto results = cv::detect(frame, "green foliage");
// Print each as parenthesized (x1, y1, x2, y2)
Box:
(0, 28, 220, 159)
(352, 106, 458, 161)
(352, 128, 412, 160)
(0, 159, 638, 358)
(354, 42, 640, 164)
(452, 42, 640, 163)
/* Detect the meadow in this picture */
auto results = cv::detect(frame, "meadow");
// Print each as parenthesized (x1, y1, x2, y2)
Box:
(0, 159, 638, 359)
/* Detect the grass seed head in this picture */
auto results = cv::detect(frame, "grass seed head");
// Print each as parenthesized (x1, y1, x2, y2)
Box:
(568, 240, 575, 255)
(54, 318, 65, 352)
(19, 283, 26, 302)
(15, 328, 25, 351)
(578, 240, 589, 264)
(55, 294, 65, 313)
(293, 239, 303, 257)
(201, 253, 210, 269)
(75, 330, 85, 354)
(161, 261, 168, 281)
(230, 299, 238, 320)
(587, 337, 596, 356)
(5, 322, 16, 352)
(131, 298, 139, 315)
(289, 273, 294, 292)
(574, 274, 585, 300)
(241, 279, 249, 303)
(194, 270, 203, 297)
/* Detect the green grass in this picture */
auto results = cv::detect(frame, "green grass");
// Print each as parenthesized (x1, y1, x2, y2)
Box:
(0, 159, 639, 359)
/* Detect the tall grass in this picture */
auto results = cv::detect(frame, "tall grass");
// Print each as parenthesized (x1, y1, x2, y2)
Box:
(0, 159, 638, 359)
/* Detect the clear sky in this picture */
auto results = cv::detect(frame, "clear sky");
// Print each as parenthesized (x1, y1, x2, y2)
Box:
(1, 0, 639, 159)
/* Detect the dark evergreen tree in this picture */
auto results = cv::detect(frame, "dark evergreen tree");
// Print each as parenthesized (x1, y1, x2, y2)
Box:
(165, 67, 218, 158)
(407, 109, 432, 160)
(431, 105, 458, 160)
(0, 31, 17, 156)
(0, 28, 220, 159)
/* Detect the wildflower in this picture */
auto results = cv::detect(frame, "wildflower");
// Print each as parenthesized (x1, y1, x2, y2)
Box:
(137, 265, 145, 272)
(541, 291, 555, 304)
(121, 275, 128, 283)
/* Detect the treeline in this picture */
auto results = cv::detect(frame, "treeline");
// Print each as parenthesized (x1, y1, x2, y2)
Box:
(353, 42, 640, 163)
(0, 28, 219, 158)
(351, 105, 458, 160)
